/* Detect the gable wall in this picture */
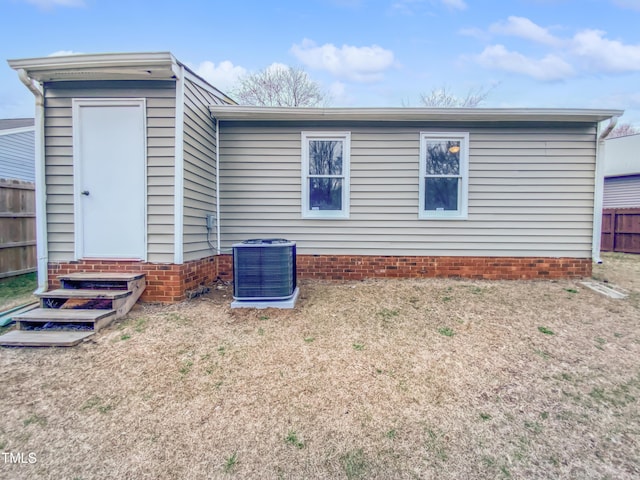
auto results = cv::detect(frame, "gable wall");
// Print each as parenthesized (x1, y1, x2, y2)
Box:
(182, 76, 228, 261)
(44, 80, 176, 263)
(218, 122, 597, 258)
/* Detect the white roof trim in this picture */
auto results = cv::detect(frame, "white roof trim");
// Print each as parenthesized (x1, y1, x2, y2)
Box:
(0, 126, 35, 136)
(7, 52, 179, 82)
(209, 105, 623, 123)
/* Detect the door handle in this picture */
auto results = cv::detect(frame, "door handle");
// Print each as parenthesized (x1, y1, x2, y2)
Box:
(81, 190, 90, 196)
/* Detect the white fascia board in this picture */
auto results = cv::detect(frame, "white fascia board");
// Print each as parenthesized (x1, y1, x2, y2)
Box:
(7, 52, 179, 82)
(210, 105, 624, 123)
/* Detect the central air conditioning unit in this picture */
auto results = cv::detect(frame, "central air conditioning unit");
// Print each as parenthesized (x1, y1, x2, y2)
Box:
(232, 238, 297, 303)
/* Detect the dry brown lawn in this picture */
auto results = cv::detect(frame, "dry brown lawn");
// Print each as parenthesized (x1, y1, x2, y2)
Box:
(1, 253, 639, 479)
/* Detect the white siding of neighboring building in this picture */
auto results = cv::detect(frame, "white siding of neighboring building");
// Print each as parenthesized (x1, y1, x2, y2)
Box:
(218, 123, 597, 258)
(603, 175, 640, 208)
(44, 80, 176, 263)
(0, 129, 35, 182)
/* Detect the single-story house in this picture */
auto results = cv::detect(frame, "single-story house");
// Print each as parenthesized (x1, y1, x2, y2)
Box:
(0, 118, 35, 182)
(603, 133, 640, 208)
(7, 52, 623, 302)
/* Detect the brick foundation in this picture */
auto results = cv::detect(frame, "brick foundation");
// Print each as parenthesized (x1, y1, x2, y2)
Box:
(48, 254, 591, 303)
(217, 254, 591, 282)
(48, 256, 218, 303)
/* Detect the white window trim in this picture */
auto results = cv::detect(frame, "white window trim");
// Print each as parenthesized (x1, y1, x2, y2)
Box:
(419, 132, 469, 220)
(301, 131, 351, 219)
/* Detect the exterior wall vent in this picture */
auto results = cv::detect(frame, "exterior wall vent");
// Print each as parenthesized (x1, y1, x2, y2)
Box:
(232, 239, 297, 301)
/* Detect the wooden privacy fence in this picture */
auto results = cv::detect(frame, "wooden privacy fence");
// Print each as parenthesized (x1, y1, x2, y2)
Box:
(601, 208, 640, 254)
(0, 178, 36, 278)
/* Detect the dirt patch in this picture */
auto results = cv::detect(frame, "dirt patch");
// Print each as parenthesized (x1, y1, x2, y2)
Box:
(1, 260, 639, 479)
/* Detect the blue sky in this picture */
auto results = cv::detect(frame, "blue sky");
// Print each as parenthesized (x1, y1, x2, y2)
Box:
(1, 0, 640, 125)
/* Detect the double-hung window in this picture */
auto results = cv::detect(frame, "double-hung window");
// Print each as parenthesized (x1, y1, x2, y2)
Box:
(419, 132, 469, 219)
(301, 132, 351, 219)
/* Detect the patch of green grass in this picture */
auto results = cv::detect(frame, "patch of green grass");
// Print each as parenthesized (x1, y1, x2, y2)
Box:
(179, 360, 193, 376)
(166, 312, 190, 325)
(97, 404, 114, 414)
(564, 288, 578, 294)
(217, 345, 226, 356)
(0, 272, 37, 304)
(341, 448, 367, 479)
(23, 414, 47, 427)
(442, 296, 452, 302)
(534, 349, 550, 360)
(304, 336, 315, 343)
(500, 465, 512, 478)
(540, 411, 549, 420)
(595, 337, 607, 350)
(119, 333, 131, 341)
(352, 343, 365, 351)
(385, 428, 397, 439)
(80, 396, 114, 414)
(285, 430, 305, 449)
(223, 452, 238, 473)
(479, 412, 492, 421)
(524, 420, 542, 434)
(437, 327, 455, 337)
(377, 308, 399, 320)
(133, 318, 147, 333)
(259, 315, 269, 321)
(425, 428, 448, 462)
(538, 326, 554, 335)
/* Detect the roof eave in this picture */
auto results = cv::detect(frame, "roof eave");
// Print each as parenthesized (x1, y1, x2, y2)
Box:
(209, 105, 624, 123)
(7, 52, 179, 82)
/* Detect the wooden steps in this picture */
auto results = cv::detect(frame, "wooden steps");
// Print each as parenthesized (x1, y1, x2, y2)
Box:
(0, 272, 145, 347)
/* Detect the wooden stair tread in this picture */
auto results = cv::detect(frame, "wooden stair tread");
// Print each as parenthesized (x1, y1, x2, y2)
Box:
(13, 308, 116, 322)
(37, 289, 132, 299)
(0, 330, 94, 347)
(58, 272, 145, 282)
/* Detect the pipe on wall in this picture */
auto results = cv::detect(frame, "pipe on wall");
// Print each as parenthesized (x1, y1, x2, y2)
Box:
(17, 69, 47, 293)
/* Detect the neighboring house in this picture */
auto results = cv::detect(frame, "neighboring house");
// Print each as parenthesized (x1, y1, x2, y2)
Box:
(0, 118, 35, 182)
(603, 133, 640, 208)
(7, 52, 623, 302)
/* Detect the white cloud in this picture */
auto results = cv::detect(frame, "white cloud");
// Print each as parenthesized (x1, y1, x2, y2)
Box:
(475, 44, 575, 81)
(489, 16, 562, 47)
(571, 29, 640, 73)
(612, 0, 640, 10)
(23, 0, 84, 8)
(48, 50, 82, 56)
(392, 0, 466, 15)
(193, 60, 247, 91)
(441, 0, 467, 10)
(290, 38, 395, 82)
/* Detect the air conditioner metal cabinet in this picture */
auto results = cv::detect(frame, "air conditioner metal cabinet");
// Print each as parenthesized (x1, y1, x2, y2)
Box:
(232, 239, 297, 301)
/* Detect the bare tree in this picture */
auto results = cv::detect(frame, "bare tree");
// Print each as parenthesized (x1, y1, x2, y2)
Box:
(419, 85, 494, 108)
(606, 122, 640, 138)
(232, 65, 327, 107)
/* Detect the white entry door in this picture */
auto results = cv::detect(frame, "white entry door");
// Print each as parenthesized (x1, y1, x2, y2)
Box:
(73, 99, 146, 260)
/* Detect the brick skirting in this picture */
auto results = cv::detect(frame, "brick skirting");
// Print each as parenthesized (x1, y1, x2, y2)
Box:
(217, 254, 591, 282)
(48, 254, 591, 303)
(48, 256, 218, 303)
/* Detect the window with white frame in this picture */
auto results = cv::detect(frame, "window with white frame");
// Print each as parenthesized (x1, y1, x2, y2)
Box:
(419, 132, 469, 219)
(301, 132, 351, 218)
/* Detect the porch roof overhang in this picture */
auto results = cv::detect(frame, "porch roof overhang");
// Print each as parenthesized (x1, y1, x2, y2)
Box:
(7, 52, 181, 82)
(209, 105, 623, 124)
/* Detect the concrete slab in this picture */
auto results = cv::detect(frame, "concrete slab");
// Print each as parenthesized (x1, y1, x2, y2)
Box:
(580, 281, 628, 299)
(231, 287, 300, 309)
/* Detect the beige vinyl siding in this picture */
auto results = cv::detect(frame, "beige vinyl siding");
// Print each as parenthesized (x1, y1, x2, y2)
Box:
(44, 80, 176, 262)
(181, 76, 228, 261)
(219, 124, 596, 257)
